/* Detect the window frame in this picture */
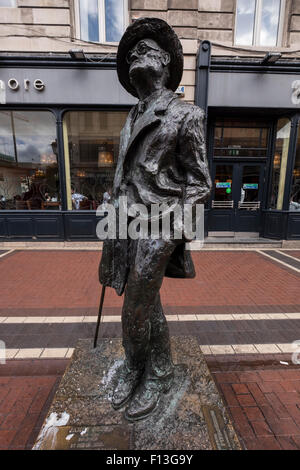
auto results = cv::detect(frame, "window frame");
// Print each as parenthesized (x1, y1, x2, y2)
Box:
(75, 0, 129, 45)
(234, 0, 286, 47)
(0, 108, 62, 211)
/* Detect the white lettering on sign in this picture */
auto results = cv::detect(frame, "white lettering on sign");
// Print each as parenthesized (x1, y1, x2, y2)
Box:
(291, 80, 300, 105)
(34, 79, 45, 91)
(8, 78, 19, 91)
(24, 79, 30, 91)
(4, 78, 45, 93)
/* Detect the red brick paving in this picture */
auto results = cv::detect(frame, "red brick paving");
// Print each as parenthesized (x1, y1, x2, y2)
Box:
(0, 249, 300, 449)
(212, 366, 300, 450)
(0, 250, 299, 314)
(0, 360, 66, 450)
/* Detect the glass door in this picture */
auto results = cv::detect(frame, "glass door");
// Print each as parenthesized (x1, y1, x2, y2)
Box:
(235, 163, 265, 233)
(210, 163, 236, 233)
(210, 162, 265, 234)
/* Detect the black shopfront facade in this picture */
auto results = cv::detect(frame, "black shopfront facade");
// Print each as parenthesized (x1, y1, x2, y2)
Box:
(197, 41, 300, 240)
(1, 50, 300, 242)
(0, 56, 135, 241)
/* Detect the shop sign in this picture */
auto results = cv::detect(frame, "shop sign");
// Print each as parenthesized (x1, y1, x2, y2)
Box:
(0, 78, 45, 104)
(243, 184, 258, 189)
(216, 182, 231, 188)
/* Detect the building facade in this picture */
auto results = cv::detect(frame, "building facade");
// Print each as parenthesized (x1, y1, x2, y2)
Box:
(0, 0, 299, 240)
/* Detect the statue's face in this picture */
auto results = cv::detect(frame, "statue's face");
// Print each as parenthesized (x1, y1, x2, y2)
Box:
(127, 38, 170, 86)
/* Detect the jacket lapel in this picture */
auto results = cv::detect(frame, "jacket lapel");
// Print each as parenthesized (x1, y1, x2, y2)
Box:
(113, 107, 135, 195)
(114, 90, 177, 196)
(124, 89, 177, 160)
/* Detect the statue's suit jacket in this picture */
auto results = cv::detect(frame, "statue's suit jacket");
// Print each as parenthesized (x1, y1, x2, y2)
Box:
(99, 88, 212, 295)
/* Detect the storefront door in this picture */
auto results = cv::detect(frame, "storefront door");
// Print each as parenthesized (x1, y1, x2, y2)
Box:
(209, 162, 265, 234)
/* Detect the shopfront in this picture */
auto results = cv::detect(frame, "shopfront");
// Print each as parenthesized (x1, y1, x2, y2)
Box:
(197, 41, 300, 240)
(0, 57, 136, 240)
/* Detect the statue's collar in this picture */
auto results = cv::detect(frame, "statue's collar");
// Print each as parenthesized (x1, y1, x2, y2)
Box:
(136, 88, 176, 116)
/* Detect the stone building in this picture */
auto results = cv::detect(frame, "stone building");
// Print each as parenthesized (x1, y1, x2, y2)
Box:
(0, 1, 300, 240)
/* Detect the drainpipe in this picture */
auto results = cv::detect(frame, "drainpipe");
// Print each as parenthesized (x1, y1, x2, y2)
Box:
(195, 40, 211, 121)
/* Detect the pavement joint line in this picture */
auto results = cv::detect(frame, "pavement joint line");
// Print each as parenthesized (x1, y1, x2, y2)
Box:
(0, 249, 14, 258)
(256, 249, 300, 273)
(276, 249, 300, 263)
(2, 313, 300, 324)
(2, 344, 297, 359)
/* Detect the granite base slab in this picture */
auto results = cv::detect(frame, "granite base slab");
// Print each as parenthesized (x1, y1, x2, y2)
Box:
(34, 337, 242, 450)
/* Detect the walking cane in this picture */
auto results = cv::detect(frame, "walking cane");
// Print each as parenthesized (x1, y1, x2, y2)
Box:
(93, 285, 106, 348)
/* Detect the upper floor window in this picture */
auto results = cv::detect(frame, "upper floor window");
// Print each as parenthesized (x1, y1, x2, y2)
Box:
(235, 0, 284, 47)
(78, 0, 127, 44)
(0, 0, 16, 6)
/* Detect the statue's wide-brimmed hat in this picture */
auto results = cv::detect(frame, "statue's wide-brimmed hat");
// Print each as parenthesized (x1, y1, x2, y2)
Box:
(117, 17, 183, 98)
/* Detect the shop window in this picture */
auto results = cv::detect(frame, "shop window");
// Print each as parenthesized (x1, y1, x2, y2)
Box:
(63, 111, 128, 211)
(77, 0, 127, 43)
(214, 119, 269, 158)
(235, 0, 285, 47)
(213, 164, 233, 208)
(289, 126, 300, 211)
(0, 111, 60, 211)
(269, 118, 291, 210)
(0, 0, 16, 6)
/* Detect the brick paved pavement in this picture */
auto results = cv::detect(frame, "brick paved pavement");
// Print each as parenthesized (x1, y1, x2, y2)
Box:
(209, 360, 300, 450)
(282, 251, 300, 260)
(0, 250, 299, 315)
(0, 359, 67, 450)
(0, 248, 300, 450)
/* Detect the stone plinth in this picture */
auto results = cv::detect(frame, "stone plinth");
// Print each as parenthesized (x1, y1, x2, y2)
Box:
(34, 337, 242, 450)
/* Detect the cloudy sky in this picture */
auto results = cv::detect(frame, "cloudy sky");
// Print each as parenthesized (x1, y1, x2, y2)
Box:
(79, 0, 124, 42)
(0, 111, 56, 164)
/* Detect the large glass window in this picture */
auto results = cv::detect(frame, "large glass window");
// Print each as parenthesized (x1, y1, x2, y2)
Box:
(63, 111, 128, 211)
(269, 118, 291, 210)
(78, 0, 127, 43)
(235, 0, 283, 46)
(213, 164, 233, 208)
(214, 119, 269, 158)
(0, 111, 60, 211)
(290, 128, 300, 211)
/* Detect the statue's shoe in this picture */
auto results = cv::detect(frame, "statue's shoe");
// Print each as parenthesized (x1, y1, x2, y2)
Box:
(124, 378, 169, 421)
(112, 364, 141, 410)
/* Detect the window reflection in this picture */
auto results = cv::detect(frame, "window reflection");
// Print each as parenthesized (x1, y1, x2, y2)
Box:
(79, 0, 99, 42)
(270, 118, 291, 210)
(79, 0, 125, 43)
(214, 119, 269, 157)
(290, 128, 300, 211)
(0, 111, 60, 210)
(214, 164, 233, 204)
(235, 0, 282, 46)
(235, 0, 256, 46)
(260, 0, 281, 46)
(241, 166, 260, 203)
(105, 0, 124, 42)
(63, 111, 128, 211)
(0, 0, 16, 6)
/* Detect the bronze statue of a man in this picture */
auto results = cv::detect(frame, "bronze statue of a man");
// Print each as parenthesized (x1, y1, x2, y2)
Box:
(99, 17, 211, 421)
